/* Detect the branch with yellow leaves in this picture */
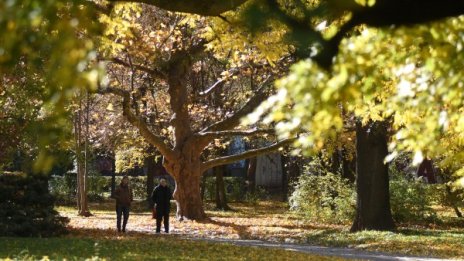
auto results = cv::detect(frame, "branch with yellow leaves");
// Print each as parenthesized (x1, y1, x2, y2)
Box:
(201, 76, 273, 133)
(97, 86, 175, 159)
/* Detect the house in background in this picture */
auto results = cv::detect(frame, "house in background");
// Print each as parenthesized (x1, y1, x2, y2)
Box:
(254, 153, 283, 189)
(226, 137, 284, 191)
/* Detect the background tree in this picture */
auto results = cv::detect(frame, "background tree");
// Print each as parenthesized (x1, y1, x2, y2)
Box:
(253, 17, 464, 230)
(0, 0, 101, 171)
(97, 4, 294, 220)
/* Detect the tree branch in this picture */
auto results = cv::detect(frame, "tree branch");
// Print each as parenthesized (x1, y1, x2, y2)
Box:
(201, 76, 273, 133)
(97, 86, 175, 159)
(199, 68, 239, 96)
(200, 138, 295, 172)
(313, 0, 464, 68)
(196, 128, 275, 139)
(102, 57, 166, 79)
(107, 0, 249, 16)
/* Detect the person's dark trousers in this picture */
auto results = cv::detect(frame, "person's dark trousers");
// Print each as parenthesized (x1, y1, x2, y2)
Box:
(116, 205, 130, 232)
(156, 213, 169, 233)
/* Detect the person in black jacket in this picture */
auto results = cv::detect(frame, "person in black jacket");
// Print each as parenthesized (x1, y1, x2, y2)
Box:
(151, 178, 172, 233)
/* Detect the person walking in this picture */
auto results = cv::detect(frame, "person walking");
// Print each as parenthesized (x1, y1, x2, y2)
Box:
(151, 178, 172, 233)
(114, 176, 133, 233)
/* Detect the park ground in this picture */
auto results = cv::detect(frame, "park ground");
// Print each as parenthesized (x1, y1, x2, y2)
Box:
(1, 200, 464, 260)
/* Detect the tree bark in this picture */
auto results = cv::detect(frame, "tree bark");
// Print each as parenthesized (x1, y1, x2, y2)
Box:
(75, 93, 91, 217)
(351, 120, 395, 232)
(163, 144, 207, 220)
(172, 166, 206, 220)
(215, 165, 230, 210)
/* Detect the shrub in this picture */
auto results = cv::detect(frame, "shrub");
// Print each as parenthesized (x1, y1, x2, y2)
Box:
(113, 176, 148, 200)
(50, 174, 150, 203)
(244, 186, 270, 204)
(289, 162, 356, 224)
(87, 171, 108, 201)
(389, 168, 438, 223)
(0, 172, 69, 237)
(49, 173, 76, 204)
(291, 157, 441, 225)
(202, 177, 249, 202)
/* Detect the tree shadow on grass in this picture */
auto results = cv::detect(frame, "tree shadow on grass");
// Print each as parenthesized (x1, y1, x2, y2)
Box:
(197, 217, 328, 240)
(196, 218, 254, 239)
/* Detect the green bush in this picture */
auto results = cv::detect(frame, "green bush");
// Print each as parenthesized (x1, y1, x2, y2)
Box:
(0, 172, 69, 237)
(289, 163, 356, 224)
(202, 176, 250, 202)
(50, 174, 150, 203)
(244, 186, 270, 204)
(389, 168, 438, 223)
(291, 157, 442, 225)
(87, 172, 108, 201)
(113, 176, 147, 200)
(49, 173, 75, 204)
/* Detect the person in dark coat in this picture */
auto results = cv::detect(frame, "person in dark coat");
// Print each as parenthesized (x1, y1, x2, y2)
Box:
(114, 176, 133, 232)
(151, 178, 172, 233)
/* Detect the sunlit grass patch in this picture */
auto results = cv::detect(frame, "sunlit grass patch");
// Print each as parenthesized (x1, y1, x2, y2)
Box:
(304, 228, 464, 258)
(0, 236, 339, 261)
(56, 200, 464, 259)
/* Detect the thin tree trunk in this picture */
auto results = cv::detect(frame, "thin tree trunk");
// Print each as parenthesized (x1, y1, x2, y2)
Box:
(215, 165, 230, 210)
(200, 172, 207, 201)
(446, 184, 463, 218)
(75, 92, 91, 217)
(341, 148, 356, 183)
(247, 157, 257, 194)
(111, 152, 116, 198)
(281, 153, 288, 202)
(145, 155, 155, 207)
(110, 154, 116, 198)
(351, 120, 395, 232)
(74, 112, 81, 211)
(331, 149, 341, 174)
(82, 92, 91, 216)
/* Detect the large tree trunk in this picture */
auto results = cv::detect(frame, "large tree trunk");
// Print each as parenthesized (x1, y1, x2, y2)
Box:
(164, 151, 206, 220)
(173, 169, 205, 220)
(215, 165, 230, 210)
(351, 120, 395, 232)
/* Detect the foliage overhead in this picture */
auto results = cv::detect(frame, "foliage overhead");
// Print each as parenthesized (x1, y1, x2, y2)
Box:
(249, 17, 464, 185)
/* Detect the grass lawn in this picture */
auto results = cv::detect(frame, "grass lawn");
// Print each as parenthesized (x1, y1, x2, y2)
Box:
(30, 200, 464, 259)
(0, 236, 338, 260)
(303, 228, 464, 258)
